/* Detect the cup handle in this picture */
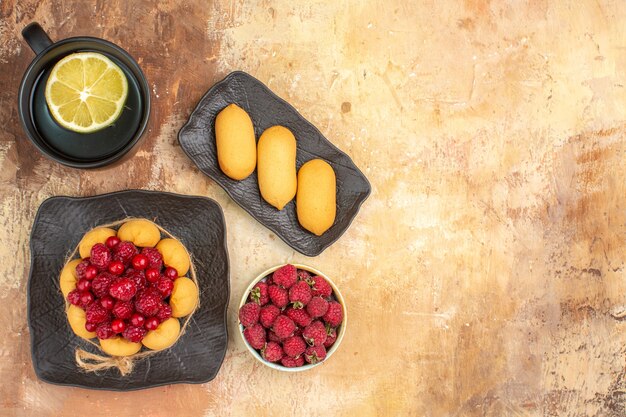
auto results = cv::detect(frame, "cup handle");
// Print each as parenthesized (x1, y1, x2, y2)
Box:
(22, 22, 53, 55)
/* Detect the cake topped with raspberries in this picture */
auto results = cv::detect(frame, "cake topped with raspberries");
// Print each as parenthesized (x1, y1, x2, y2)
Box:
(60, 219, 199, 357)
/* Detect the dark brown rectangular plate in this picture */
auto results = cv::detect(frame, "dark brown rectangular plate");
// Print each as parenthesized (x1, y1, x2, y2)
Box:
(28, 190, 230, 391)
(178, 71, 371, 257)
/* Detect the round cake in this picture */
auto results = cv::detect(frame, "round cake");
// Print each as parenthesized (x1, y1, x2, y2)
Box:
(60, 219, 199, 357)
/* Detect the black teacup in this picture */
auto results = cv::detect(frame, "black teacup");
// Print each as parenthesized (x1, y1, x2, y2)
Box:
(18, 23, 150, 169)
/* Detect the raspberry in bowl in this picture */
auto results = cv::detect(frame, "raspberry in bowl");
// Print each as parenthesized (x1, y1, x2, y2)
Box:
(238, 263, 346, 372)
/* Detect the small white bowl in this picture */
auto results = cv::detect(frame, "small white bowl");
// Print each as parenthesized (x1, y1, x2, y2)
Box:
(238, 263, 347, 372)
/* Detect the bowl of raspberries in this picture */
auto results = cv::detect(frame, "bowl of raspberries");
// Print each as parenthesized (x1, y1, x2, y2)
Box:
(238, 263, 346, 371)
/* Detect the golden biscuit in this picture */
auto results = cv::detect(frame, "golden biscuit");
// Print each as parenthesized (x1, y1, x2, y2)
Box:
(170, 277, 199, 318)
(60, 259, 81, 297)
(117, 219, 161, 248)
(215, 103, 256, 180)
(67, 304, 96, 340)
(100, 336, 142, 356)
(141, 318, 181, 351)
(257, 126, 297, 210)
(78, 227, 116, 258)
(296, 159, 336, 236)
(156, 238, 190, 276)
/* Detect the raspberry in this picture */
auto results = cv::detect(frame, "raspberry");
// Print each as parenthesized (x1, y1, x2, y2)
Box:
(144, 286, 162, 298)
(259, 304, 280, 328)
(85, 322, 97, 332)
(297, 269, 311, 281)
(113, 241, 139, 265)
(96, 322, 115, 339)
(281, 355, 304, 368)
(156, 303, 172, 322)
(135, 288, 161, 316)
(109, 278, 137, 301)
(272, 315, 296, 339)
(282, 336, 306, 358)
(285, 307, 312, 328)
(268, 285, 289, 308)
(112, 300, 134, 319)
(91, 272, 114, 298)
(308, 275, 332, 298)
(324, 326, 337, 348)
(323, 301, 343, 327)
(124, 269, 147, 291)
(303, 320, 327, 346)
(238, 302, 261, 327)
(306, 296, 329, 318)
(272, 264, 297, 289)
(268, 331, 282, 343)
(123, 325, 147, 343)
(156, 277, 174, 297)
(85, 303, 110, 324)
(262, 341, 284, 362)
(75, 259, 91, 280)
(249, 281, 269, 305)
(90, 243, 112, 270)
(67, 289, 81, 306)
(141, 247, 163, 270)
(289, 281, 312, 308)
(243, 324, 266, 349)
(304, 345, 327, 364)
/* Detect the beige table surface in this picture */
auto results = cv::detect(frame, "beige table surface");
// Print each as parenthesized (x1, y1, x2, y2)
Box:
(1, 1, 626, 416)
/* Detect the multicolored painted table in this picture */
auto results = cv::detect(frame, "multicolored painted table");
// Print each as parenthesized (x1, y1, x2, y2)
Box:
(1, 1, 625, 415)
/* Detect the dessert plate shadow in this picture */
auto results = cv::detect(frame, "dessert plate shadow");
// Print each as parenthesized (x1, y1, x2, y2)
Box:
(178, 71, 371, 257)
(28, 190, 229, 391)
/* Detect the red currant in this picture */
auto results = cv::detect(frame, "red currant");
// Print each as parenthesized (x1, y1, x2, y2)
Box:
(100, 295, 115, 310)
(145, 317, 159, 331)
(107, 260, 125, 275)
(130, 313, 145, 327)
(145, 268, 160, 283)
(111, 318, 126, 333)
(85, 322, 97, 332)
(131, 254, 149, 270)
(79, 291, 94, 306)
(77, 278, 91, 291)
(84, 265, 98, 280)
(164, 267, 178, 280)
(67, 289, 81, 305)
(105, 236, 121, 249)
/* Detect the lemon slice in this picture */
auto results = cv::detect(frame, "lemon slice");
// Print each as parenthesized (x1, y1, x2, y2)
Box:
(45, 52, 128, 133)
